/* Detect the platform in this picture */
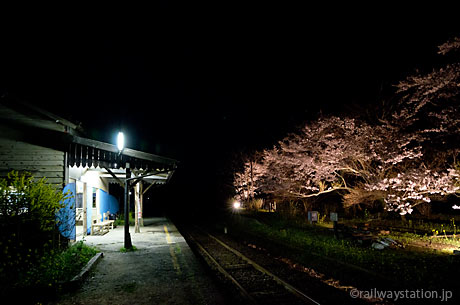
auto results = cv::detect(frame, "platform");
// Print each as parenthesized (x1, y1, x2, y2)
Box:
(54, 218, 228, 305)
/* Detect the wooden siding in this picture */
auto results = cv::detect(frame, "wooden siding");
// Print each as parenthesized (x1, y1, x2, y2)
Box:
(0, 138, 65, 185)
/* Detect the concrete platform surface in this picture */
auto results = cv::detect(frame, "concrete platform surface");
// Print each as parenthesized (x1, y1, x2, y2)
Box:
(52, 217, 228, 305)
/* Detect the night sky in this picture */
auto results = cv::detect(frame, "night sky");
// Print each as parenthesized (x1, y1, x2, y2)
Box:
(1, 6, 459, 215)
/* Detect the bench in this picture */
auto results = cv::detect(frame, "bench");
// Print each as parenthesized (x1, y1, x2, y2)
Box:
(91, 212, 115, 235)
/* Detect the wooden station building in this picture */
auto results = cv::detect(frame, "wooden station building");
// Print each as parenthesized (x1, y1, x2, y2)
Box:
(0, 95, 178, 240)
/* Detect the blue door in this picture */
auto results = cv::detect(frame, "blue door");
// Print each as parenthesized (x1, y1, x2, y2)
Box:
(58, 183, 76, 240)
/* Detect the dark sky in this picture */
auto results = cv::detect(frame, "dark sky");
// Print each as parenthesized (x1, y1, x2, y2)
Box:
(1, 6, 459, 209)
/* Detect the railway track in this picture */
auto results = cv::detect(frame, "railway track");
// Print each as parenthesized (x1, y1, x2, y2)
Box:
(185, 226, 321, 305)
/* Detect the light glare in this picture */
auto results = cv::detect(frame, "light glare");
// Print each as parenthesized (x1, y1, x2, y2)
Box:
(233, 201, 241, 209)
(117, 132, 125, 151)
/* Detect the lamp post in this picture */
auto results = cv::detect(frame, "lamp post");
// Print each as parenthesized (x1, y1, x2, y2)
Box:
(117, 131, 171, 249)
(123, 172, 169, 249)
(117, 131, 133, 249)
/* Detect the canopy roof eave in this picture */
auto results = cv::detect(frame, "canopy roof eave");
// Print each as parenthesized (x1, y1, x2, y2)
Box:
(68, 135, 178, 172)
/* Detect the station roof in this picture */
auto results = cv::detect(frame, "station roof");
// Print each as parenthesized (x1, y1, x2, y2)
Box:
(69, 135, 177, 172)
(1, 95, 178, 181)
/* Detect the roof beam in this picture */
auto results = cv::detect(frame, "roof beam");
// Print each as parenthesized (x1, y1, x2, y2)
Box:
(71, 135, 177, 166)
(103, 166, 124, 187)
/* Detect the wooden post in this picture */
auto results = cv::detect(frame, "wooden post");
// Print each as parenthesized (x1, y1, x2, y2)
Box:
(134, 180, 140, 233)
(64, 152, 70, 185)
(124, 164, 132, 249)
(250, 159, 254, 199)
(333, 220, 338, 238)
(82, 182, 87, 236)
(139, 182, 144, 227)
(331, 212, 339, 239)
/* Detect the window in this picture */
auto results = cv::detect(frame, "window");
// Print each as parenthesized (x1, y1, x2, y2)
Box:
(92, 188, 97, 208)
(76, 193, 83, 209)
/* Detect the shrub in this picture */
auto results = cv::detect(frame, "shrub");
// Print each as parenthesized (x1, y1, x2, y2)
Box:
(0, 171, 69, 288)
(246, 198, 264, 211)
(24, 241, 98, 287)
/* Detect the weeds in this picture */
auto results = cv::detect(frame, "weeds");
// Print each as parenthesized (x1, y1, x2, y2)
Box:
(229, 213, 460, 291)
(1, 240, 98, 303)
(23, 241, 97, 287)
(120, 245, 138, 252)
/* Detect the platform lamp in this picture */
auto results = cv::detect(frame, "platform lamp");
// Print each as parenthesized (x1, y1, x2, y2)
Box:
(117, 131, 125, 152)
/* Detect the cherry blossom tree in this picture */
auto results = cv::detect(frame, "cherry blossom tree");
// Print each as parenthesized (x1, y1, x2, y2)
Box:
(235, 116, 385, 201)
(233, 37, 460, 215)
(233, 113, 458, 215)
(378, 36, 460, 214)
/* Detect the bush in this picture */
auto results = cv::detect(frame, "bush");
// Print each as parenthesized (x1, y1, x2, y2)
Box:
(0, 171, 69, 290)
(4, 241, 98, 303)
(24, 241, 98, 287)
(276, 200, 306, 220)
(246, 198, 264, 211)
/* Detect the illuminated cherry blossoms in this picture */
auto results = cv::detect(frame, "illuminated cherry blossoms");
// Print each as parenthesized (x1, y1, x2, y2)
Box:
(234, 37, 460, 215)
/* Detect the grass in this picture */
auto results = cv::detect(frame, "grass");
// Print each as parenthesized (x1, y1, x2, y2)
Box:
(24, 240, 98, 286)
(227, 213, 460, 292)
(387, 231, 460, 249)
(1, 240, 98, 302)
(342, 216, 460, 235)
(120, 245, 138, 252)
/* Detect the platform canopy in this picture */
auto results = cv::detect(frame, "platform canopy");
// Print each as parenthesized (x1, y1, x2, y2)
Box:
(67, 135, 177, 187)
(71, 134, 175, 169)
(0, 96, 178, 186)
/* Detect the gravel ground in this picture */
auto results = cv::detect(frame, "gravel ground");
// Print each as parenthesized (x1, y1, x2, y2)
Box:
(180, 223, 375, 305)
(50, 218, 228, 305)
(209, 229, 372, 305)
